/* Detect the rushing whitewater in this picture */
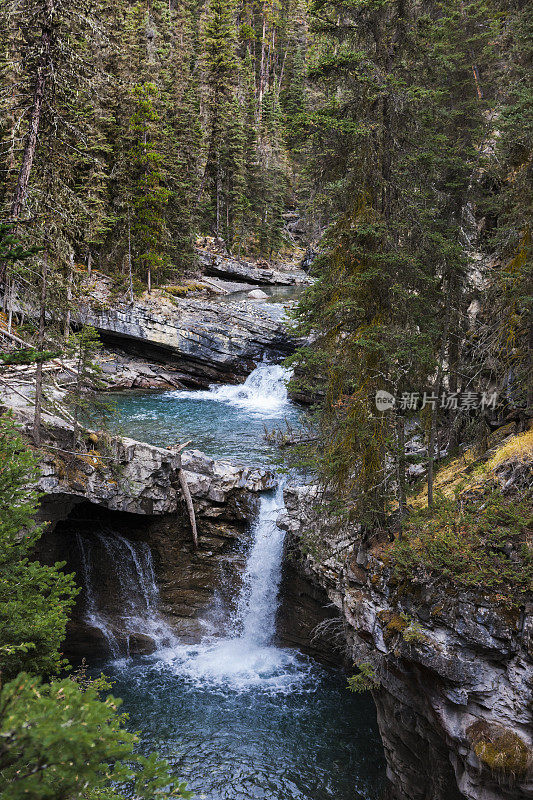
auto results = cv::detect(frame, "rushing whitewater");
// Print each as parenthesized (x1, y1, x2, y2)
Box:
(159, 481, 305, 690)
(171, 362, 292, 416)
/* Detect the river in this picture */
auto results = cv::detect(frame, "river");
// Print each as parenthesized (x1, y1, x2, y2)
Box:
(83, 362, 385, 799)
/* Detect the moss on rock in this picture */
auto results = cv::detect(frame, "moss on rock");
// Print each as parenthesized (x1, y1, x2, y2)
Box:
(468, 721, 531, 781)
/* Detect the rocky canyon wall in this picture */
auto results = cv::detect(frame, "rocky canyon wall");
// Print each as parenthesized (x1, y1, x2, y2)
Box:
(278, 485, 533, 800)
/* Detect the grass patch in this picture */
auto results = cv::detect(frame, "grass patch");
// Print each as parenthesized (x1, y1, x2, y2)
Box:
(486, 428, 533, 470)
(163, 283, 205, 298)
(386, 431, 533, 609)
(390, 486, 532, 609)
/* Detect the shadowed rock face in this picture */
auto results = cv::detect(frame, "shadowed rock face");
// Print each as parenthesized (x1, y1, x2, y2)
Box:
(277, 542, 347, 666)
(37, 492, 261, 655)
(278, 485, 533, 800)
(32, 427, 276, 656)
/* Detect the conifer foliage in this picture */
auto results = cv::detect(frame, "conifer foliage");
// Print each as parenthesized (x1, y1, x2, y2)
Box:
(288, 0, 532, 529)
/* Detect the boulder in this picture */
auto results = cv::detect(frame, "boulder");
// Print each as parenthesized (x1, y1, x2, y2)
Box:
(248, 289, 269, 300)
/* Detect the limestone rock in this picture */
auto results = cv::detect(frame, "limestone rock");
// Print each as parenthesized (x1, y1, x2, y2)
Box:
(80, 294, 298, 387)
(248, 289, 269, 300)
(197, 250, 311, 286)
(36, 432, 276, 523)
(279, 484, 533, 800)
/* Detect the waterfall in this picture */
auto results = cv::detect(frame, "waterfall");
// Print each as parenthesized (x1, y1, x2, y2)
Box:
(162, 480, 303, 690)
(75, 529, 172, 656)
(76, 532, 121, 657)
(77, 363, 297, 679)
(171, 362, 292, 416)
(235, 483, 286, 646)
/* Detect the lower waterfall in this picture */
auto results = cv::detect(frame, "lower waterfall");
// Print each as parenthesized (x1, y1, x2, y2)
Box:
(75, 528, 173, 656)
(81, 363, 386, 799)
(159, 482, 303, 690)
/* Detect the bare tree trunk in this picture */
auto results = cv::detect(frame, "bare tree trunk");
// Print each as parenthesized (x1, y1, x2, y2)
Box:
(428, 312, 451, 508)
(396, 414, 406, 539)
(178, 468, 198, 549)
(216, 171, 221, 239)
(11, 0, 52, 220)
(7, 278, 13, 334)
(64, 254, 74, 340)
(526, 311, 533, 411)
(33, 255, 48, 446)
(71, 335, 85, 451)
(127, 212, 134, 303)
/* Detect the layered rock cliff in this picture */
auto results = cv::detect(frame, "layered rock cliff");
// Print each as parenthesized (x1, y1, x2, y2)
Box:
(80, 293, 297, 386)
(279, 460, 533, 800)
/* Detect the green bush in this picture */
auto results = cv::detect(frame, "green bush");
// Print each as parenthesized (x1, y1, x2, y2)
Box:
(348, 663, 380, 693)
(390, 488, 533, 608)
(0, 672, 192, 800)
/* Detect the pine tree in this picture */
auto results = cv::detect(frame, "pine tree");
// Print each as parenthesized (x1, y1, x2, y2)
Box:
(127, 81, 170, 291)
(0, 414, 76, 680)
(200, 0, 242, 246)
(290, 0, 493, 525)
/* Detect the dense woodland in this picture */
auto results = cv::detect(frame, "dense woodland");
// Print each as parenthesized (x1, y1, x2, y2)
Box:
(0, 0, 531, 796)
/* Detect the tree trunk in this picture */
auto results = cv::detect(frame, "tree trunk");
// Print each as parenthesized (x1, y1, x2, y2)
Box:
(178, 468, 198, 549)
(258, 13, 267, 118)
(33, 255, 48, 446)
(11, 0, 52, 220)
(428, 309, 452, 508)
(63, 254, 74, 341)
(7, 278, 13, 334)
(127, 212, 134, 303)
(396, 414, 406, 538)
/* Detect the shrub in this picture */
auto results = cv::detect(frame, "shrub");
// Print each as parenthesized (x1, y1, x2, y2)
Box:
(348, 662, 380, 693)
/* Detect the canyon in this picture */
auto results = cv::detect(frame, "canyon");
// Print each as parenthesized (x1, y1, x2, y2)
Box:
(1, 258, 531, 800)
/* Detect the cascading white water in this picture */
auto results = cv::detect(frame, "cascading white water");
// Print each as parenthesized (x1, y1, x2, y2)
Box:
(171, 362, 292, 416)
(235, 483, 286, 645)
(80, 364, 301, 682)
(76, 529, 173, 656)
(76, 532, 121, 657)
(160, 479, 306, 690)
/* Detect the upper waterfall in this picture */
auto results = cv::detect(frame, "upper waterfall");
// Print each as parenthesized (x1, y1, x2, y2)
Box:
(172, 362, 292, 416)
